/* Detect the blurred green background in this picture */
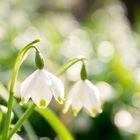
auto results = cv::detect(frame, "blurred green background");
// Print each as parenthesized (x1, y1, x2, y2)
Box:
(1, 0, 140, 140)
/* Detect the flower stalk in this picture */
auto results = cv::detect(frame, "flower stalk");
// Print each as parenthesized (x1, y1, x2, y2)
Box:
(2, 39, 41, 140)
(55, 57, 87, 76)
(13, 102, 38, 140)
(7, 103, 36, 140)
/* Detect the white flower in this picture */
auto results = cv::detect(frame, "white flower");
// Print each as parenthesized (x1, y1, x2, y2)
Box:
(20, 69, 64, 108)
(11, 133, 24, 140)
(63, 80, 102, 117)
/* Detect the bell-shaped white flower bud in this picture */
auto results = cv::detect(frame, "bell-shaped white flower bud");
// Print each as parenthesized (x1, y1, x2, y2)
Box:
(63, 80, 102, 117)
(20, 69, 64, 108)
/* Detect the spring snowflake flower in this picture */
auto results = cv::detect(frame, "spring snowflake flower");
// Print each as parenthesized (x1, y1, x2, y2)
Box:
(20, 69, 64, 108)
(63, 80, 102, 117)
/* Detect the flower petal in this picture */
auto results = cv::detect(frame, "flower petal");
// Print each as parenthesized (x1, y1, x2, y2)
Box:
(21, 70, 53, 107)
(81, 80, 102, 116)
(63, 81, 83, 115)
(21, 70, 39, 98)
(63, 99, 72, 113)
(29, 71, 53, 108)
(72, 97, 82, 116)
(43, 70, 64, 104)
(20, 96, 30, 105)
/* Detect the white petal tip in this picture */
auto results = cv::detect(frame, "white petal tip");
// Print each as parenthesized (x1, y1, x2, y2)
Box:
(62, 109, 67, 114)
(98, 108, 103, 113)
(20, 97, 28, 105)
(38, 106, 47, 109)
(73, 108, 79, 117)
(97, 105, 103, 113)
(62, 106, 69, 114)
(89, 108, 102, 117)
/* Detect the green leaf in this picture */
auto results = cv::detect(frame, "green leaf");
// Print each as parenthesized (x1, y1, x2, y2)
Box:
(35, 107, 74, 140)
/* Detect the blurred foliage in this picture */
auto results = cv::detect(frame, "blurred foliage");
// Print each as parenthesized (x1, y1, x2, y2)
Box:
(0, 0, 140, 140)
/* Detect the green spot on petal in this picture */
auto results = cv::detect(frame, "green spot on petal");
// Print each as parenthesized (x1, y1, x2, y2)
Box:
(57, 96, 64, 104)
(20, 97, 25, 104)
(40, 99, 46, 107)
(90, 108, 97, 117)
(73, 108, 79, 116)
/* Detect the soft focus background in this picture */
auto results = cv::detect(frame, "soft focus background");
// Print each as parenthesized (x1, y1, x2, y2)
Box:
(0, 0, 140, 140)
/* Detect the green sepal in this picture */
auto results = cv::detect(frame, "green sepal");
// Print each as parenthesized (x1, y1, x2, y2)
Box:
(35, 51, 44, 69)
(80, 63, 87, 80)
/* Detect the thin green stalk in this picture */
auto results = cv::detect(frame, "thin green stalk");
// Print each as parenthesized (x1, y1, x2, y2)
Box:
(10, 39, 41, 92)
(2, 39, 40, 140)
(13, 102, 38, 140)
(0, 82, 38, 140)
(2, 91, 13, 139)
(55, 57, 87, 76)
(7, 103, 36, 140)
(35, 107, 74, 140)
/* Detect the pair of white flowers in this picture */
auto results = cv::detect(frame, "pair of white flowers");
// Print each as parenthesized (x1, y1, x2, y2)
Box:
(20, 69, 102, 117)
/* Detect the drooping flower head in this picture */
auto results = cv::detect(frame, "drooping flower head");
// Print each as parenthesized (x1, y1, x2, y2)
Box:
(21, 69, 64, 108)
(63, 80, 102, 117)
(63, 62, 102, 117)
(20, 49, 64, 108)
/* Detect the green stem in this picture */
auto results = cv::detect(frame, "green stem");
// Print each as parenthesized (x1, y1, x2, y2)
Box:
(0, 82, 38, 140)
(35, 107, 74, 140)
(10, 39, 40, 92)
(55, 57, 87, 76)
(7, 103, 36, 140)
(13, 102, 38, 140)
(2, 39, 40, 140)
